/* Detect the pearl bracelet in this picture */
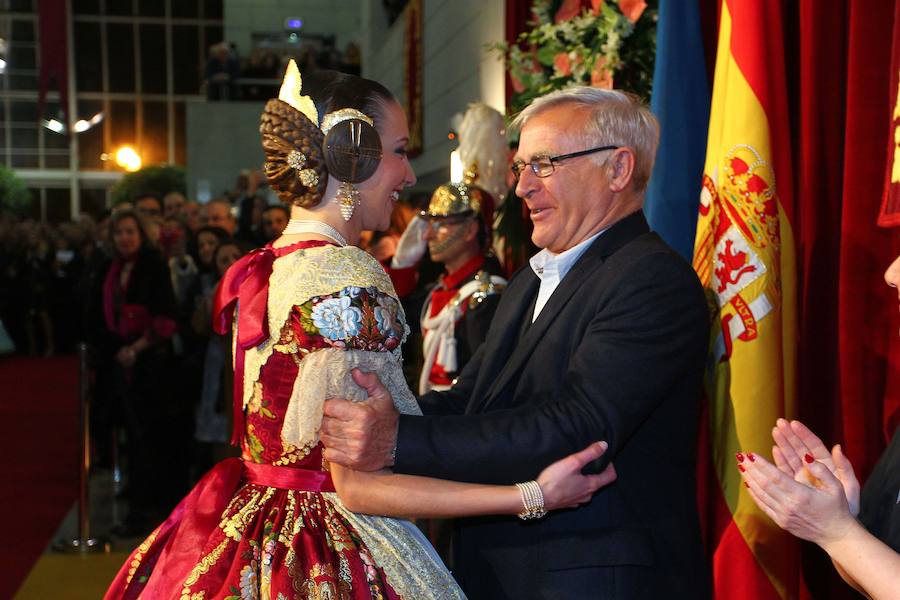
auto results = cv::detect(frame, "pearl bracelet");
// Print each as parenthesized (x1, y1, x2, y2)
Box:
(515, 480, 547, 520)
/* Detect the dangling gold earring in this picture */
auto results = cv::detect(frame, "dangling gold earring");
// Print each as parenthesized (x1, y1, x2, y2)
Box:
(335, 181, 359, 221)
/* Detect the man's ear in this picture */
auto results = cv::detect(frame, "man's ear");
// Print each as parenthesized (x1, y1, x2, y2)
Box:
(607, 148, 635, 193)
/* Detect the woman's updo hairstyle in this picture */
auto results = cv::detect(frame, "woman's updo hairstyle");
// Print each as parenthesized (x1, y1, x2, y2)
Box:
(261, 100, 326, 207)
(260, 67, 394, 208)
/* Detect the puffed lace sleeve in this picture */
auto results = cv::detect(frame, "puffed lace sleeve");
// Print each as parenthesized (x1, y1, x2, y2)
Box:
(243, 245, 419, 450)
(280, 284, 421, 450)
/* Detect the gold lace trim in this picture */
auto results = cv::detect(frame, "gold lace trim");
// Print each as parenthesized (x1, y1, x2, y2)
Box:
(180, 537, 230, 595)
(125, 526, 160, 584)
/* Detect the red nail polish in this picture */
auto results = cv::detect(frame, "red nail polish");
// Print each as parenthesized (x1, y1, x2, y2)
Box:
(804, 453, 814, 464)
(736, 452, 745, 463)
(747, 453, 756, 462)
(744, 482, 750, 488)
(738, 464, 746, 472)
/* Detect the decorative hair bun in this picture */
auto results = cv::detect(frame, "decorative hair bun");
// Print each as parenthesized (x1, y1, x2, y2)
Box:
(260, 98, 328, 208)
(323, 117, 382, 184)
(259, 60, 386, 211)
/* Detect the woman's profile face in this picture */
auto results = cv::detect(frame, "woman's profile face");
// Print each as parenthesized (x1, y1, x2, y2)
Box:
(358, 100, 416, 232)
(112, 217, 141, 258)
(197, 231, 219, 266)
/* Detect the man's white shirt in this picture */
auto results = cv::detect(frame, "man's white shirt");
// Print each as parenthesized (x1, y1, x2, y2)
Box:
(529, 229, 606, 323)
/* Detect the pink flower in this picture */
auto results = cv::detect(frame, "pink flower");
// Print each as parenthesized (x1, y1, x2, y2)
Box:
(591, 57, 613, 88)
(555, 0, 586, 23)
(510, 74, 525, 93)
(554, 53, 572, 76)
(617, 0, 647, 23)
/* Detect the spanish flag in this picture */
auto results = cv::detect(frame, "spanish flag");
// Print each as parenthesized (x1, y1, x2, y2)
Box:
(692, 1, 801, 598)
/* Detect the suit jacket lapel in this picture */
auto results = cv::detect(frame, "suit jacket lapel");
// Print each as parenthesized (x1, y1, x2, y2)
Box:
(465, 272, 539, 413)
(475, 211, 651, 412)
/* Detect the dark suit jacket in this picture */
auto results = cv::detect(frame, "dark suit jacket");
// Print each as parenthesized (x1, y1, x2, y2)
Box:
(395, 211, 711, 599)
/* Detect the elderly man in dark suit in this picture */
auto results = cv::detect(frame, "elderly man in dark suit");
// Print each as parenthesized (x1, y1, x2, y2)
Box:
(320, 87, 711, 600)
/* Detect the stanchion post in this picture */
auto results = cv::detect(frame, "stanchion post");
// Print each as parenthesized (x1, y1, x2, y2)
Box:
(56, 343, 108, 553)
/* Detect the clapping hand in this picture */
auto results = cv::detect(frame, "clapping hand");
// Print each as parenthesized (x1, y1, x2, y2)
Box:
(770, 419, 860, 517)
(737, 451, 856, 549)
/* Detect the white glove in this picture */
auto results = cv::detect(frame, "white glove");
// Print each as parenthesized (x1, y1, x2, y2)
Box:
(390, 215, 429, 268)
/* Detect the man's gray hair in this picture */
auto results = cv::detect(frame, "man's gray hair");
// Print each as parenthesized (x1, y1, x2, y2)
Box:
(510, 87, 660, 192)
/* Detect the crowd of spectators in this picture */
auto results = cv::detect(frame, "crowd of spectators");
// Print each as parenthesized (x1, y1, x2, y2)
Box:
(0, 169, 426, 535)
(205, 40, 361, 101)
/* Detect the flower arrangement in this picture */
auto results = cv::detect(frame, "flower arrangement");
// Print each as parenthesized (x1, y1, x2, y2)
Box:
(491, 0, 658, 115)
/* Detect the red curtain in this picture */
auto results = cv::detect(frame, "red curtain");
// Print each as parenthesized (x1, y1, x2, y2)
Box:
(730, 0, 898, 596)
(37, 0, 68, 121)
(504, 0, 532, 107)
(403, 0, 423, 158)
(834, 0, 895, 481)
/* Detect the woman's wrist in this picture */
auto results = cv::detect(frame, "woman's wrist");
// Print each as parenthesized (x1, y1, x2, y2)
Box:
(818, 514, 864, 553)
(515, 480, 547, 520)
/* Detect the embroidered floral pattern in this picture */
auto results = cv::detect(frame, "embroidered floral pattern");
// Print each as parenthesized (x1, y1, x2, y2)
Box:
(311, 296, 364, 340)
(238, 563, 258, 599)
(301, 287, 405, 353)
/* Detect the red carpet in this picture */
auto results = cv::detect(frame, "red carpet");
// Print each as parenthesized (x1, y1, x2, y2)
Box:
(0, 355, 79, 599)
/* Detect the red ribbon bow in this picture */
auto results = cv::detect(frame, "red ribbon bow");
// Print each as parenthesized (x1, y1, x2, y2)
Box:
(212, 240, 334, 446)
(213, 246, 277, 444)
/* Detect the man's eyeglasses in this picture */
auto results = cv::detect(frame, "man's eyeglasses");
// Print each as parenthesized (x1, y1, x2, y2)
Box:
(511, 145, 619, 180)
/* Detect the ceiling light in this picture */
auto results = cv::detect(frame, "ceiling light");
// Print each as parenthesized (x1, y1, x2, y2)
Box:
(42, 118, 65, 134)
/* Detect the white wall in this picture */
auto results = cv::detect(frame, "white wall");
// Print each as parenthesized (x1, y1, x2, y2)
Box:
(362, 0, 505, 191)
(225, 0, 362, 55)
(185, 100, 266, 202)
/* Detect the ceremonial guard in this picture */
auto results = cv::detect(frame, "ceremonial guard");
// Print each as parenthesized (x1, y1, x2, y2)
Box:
(415, 181, 506, 393)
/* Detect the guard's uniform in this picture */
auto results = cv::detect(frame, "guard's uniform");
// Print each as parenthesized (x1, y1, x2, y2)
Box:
(419, 254, 505, 393)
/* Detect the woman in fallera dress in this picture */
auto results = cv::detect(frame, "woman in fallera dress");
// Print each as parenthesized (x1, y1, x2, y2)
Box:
(104, 62, 615, 600)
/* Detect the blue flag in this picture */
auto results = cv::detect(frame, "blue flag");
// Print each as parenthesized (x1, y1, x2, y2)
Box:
(645, 0, 710, 261)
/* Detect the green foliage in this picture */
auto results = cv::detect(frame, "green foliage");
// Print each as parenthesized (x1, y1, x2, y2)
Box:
(490, 0, 658, 117)
(110, 164, 187, 205)
(0, 165, 32, 216)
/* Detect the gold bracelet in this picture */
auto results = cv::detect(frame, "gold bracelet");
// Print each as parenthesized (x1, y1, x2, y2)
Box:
(515, 480, 547, 520)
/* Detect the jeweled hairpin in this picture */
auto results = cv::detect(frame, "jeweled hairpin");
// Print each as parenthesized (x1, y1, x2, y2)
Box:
(287, 150, 307, 170)
(298, 169, 318, 187)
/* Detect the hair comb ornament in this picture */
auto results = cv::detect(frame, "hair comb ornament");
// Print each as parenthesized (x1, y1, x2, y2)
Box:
(278, 59, 319, 126)
(321, 109, 374, 135)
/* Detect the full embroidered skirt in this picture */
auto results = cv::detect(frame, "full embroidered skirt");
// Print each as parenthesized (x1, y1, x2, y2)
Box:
(104, 459, 461, 600)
